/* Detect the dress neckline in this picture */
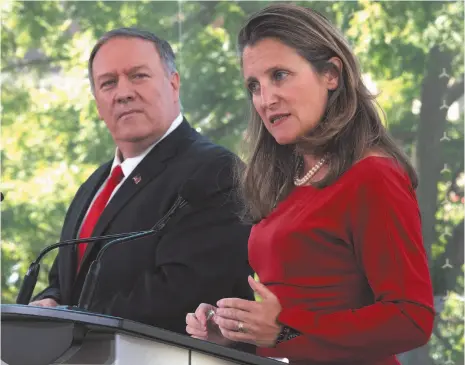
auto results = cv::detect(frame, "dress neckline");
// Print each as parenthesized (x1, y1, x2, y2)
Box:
(294, 156, 394, 190)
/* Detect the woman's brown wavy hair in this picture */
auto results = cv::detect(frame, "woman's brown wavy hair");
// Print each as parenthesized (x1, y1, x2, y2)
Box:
(236, 3, 417, 222)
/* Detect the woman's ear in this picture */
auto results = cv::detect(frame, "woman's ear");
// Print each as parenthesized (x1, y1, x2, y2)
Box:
(325, 57, 343, 91)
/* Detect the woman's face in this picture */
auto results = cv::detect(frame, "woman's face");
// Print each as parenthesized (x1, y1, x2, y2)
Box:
(242, 38, 339, 145)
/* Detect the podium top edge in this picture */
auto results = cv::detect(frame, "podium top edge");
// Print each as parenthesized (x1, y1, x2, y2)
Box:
(1, 304, 283, 365)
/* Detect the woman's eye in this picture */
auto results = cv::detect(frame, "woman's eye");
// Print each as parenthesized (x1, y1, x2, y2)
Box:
(248, 81, 260, 94)
(273, 70, 289, 81)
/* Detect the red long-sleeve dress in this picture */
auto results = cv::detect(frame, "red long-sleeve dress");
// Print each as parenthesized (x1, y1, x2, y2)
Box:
(248, 156, 435, 365)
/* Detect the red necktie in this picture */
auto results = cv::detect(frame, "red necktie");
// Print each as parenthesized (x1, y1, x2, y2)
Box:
(77, 165, 124, 268)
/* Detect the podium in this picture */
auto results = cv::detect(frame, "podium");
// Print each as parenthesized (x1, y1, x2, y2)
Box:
(1, 304, 283, 365)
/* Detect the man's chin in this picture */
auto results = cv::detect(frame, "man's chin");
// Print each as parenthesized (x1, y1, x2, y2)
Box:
(115, 133, 161, 146)
(121, 136, 150, 143)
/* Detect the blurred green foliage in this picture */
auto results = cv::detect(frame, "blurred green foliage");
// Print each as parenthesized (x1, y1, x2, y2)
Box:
(1, 1, 463, 364)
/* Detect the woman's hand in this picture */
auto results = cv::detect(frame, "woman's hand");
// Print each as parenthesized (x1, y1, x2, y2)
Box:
(214, 276, 282, 347)
(186, 303, 233, 346)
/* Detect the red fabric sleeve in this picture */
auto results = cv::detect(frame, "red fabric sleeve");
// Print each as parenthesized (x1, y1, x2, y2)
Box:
(272, 164, 435, 363)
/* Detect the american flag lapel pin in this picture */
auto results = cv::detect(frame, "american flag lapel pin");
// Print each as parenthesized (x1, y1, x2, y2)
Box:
(133, 174, 142, 185)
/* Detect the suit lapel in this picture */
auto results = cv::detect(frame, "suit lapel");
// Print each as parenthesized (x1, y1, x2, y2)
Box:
(62, 162, 111, 292)
(69, 164, 112, 240)
(79, 120, 194, 265)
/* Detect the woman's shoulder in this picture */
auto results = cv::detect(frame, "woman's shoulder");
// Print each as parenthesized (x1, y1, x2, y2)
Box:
(343, 154, 414, 196)
(351, 155, 405, 176)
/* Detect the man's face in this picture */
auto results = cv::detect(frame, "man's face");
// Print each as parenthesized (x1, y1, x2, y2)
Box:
(92, 36, 180, 157)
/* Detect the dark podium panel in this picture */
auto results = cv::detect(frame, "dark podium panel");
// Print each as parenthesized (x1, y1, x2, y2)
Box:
(1, 304, 285, 365)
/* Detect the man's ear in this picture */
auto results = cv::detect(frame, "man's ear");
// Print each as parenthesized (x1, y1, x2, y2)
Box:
(95, 103, 103, 120)
(325, 57, 343, 91)
(169, 71, 181, 101)
(92, 85, 104, 120)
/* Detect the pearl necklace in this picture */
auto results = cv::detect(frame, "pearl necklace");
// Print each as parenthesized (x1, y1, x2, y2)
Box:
(293, 154, 329, 186)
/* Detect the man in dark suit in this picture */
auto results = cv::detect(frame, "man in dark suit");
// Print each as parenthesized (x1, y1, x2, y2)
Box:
(29, 27, 253, 335)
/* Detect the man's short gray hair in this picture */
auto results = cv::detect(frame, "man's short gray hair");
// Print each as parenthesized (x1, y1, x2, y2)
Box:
(88, 27, 177, 93)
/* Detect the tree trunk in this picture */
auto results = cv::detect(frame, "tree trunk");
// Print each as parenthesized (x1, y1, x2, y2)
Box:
(416, 45, 452, 265)
(406, 46, 453, 365)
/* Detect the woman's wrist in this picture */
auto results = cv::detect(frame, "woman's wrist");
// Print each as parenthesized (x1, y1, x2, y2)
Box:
(274, 325, 301, 345)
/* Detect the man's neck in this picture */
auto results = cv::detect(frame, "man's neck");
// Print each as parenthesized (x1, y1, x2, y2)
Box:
(116, 112, 183, 160)
(118, 138, 160, 160)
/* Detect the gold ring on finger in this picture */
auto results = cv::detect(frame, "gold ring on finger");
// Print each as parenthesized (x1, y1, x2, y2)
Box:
(237, 321, 247, 333)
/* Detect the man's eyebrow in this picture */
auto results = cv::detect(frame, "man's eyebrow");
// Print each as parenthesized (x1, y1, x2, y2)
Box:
(245, 75, 257, 84)
(96, 65, 151, 82)
(96, 72, 116, 82)
(126, 65, 151, 73)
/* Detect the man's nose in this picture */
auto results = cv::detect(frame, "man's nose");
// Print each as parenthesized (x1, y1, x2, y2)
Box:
(114, 78, 136, 104)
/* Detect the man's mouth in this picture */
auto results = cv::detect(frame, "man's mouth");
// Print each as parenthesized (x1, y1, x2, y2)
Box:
(118, 110, 142, 119)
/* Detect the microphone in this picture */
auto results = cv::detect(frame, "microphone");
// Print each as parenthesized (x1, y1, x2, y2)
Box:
(16, 231, 152, 305)
(77, 172, 218, 310)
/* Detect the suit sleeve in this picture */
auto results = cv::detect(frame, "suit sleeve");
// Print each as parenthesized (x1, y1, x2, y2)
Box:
(270, 167, 435, 363)
(96, 155, 253, 333)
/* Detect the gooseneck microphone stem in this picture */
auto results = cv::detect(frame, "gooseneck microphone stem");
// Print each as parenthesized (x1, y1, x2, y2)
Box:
(77, 230, 157, 310)
(97, 196, 187, 262)
(32, 231, 150, 266)
(16, 231, 152, 305)
(77, 196, 188, 311)
(18, 175, 199, 308)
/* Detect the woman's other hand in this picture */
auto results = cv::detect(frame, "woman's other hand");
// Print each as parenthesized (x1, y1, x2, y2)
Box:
(186, 303, 233, 346)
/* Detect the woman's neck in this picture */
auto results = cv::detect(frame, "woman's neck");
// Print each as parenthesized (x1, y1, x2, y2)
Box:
(299, 153, 329, 185)
(302, 154, 323, 170)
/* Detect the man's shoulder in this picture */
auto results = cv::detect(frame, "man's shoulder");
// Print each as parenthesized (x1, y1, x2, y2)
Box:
(191, 142, 238, 165)
(182, 130, 241, 170)
(174, 134, 243, 200)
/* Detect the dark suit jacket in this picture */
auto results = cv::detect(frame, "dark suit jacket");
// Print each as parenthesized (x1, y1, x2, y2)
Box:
(34, 120, 254, 335)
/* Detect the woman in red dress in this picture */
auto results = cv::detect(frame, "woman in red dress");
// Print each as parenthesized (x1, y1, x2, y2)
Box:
(186, 4, 434, 364)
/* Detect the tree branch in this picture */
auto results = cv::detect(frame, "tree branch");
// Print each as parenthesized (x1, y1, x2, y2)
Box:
(433, 326, 455, 352)
(431, 217, 464, 296)
(1, 56, 70, 73)
(447, 163, 465, 198)
(204, 121, 238, 141)
(446, 76, 464, 106)
(442, 218, 464, 289)
(448, 218, 464, 262)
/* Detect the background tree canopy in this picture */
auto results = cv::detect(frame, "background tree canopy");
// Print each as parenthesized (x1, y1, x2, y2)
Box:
(1, 1, 463, 364)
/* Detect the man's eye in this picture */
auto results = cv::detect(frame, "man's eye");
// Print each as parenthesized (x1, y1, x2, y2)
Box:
(133, 73, 149, 79)
(101, 80, 116, 88)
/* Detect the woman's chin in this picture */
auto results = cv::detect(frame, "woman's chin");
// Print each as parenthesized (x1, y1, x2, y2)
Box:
(273, 135, 298, 145)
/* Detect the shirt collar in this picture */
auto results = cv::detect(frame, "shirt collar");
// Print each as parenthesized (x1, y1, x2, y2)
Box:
(111, 112, 183, 178)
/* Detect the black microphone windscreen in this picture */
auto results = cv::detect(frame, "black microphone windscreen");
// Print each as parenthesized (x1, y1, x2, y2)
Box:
(178, 180, 210, 207)
(16, 263, 40, 305)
